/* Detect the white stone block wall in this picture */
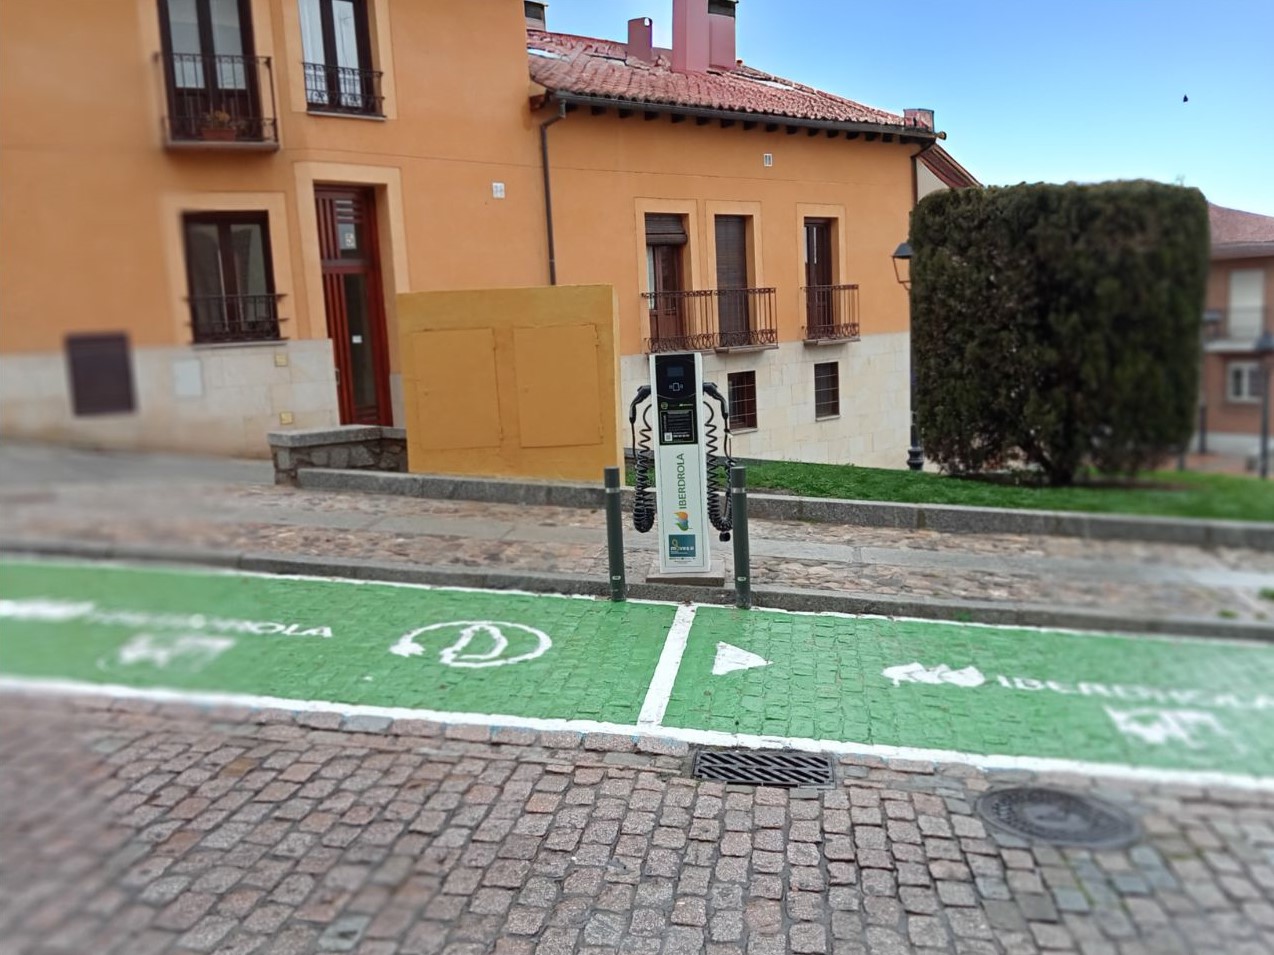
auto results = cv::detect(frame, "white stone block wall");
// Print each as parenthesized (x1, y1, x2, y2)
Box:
(0, 339, 339, 458)
(619, 331, 912, 469)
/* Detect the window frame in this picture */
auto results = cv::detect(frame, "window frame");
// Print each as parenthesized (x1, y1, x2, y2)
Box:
(157, 0, 264, 141)
(182, 210, 280, 344)
(301, 0, 379, 115)
(814, 361, 840, 419)
(1227, 361, 1263, 404)
(728, 370, 758, 431)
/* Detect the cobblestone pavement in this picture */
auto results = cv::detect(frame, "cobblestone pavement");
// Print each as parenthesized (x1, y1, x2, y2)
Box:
(3, 478, 1272, 625)
(3, 693, 1274, 955)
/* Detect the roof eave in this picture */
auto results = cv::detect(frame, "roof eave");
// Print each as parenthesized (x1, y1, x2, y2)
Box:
(1211, 242, 1274, 261)
(547, 91, 944, 142)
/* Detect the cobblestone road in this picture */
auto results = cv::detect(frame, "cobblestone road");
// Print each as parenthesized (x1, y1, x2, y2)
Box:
(3, 479, 1272, 625)
(3, 694, 1274, 955)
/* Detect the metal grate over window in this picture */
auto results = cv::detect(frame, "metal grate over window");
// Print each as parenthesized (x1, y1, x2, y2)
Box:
(728, 371, 757, 430)
(814, 361, 839, 418)
(693, 749, 836, 788)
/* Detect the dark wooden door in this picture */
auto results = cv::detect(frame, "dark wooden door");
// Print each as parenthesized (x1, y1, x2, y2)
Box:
(804, 218, 834, 331)
(648, 243, 686, 345)
(715, 215, 750, 344)
(315, 186, 391, 425)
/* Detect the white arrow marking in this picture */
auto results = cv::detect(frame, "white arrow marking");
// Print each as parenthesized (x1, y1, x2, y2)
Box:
(712, 642, 771, 676)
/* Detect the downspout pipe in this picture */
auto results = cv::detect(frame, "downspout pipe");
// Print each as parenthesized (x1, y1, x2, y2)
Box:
(539, 99, 567, 285)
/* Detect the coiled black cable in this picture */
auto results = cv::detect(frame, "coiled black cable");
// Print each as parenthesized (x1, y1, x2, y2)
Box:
(701, 385, 734, 539)
(629, 388, 656, 533)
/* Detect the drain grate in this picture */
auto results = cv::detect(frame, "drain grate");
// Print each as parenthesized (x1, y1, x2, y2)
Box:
(692, 749, 836, 788)
(975, 786, 1140, 849)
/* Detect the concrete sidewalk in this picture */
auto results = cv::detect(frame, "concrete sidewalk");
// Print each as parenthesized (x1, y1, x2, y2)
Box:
(1, 442, 1272, 636)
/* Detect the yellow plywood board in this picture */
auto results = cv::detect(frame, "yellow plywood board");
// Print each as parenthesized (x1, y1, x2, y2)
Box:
(409, 328, 501, 451)
(512, 325, 603, 448)
(397, 284, 621, 481)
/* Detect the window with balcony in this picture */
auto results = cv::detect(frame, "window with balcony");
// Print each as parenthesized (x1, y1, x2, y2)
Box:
(802, 217, 859, 341)
(159, 0, 276, 144)
(300, 0, 383, 115)
(728, 371, 758, 430)
(183, 213, 281, 343)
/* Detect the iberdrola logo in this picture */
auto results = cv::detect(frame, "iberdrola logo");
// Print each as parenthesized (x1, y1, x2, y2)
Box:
(674, 510, 690, 530)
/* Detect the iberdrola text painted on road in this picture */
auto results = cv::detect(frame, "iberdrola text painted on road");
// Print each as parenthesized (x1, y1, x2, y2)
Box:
(882, 662, 1274, 710)
(0, 597, 333, 638)
(994, 674, 1274, 710)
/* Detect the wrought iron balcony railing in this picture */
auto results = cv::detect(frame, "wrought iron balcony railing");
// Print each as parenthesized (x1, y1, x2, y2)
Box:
(161, 53, 278, 146)
(303, 62, 384, 116)
(642, 288, 777, 353)
(189, 294, 282, 344)
(802, 284, 861, 341)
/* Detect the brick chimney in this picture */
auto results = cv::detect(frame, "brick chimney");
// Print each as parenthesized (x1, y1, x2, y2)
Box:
(524, 1, 547, 30)
(708, 0, 737, 70)
(671, 0, 709, 74)
(627, 17, 653, 63)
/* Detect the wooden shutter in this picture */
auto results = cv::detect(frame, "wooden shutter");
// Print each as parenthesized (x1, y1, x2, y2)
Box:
(715, 216, 748, 289)
(645, 213, 687, 246)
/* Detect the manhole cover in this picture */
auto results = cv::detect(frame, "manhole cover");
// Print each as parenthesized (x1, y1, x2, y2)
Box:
(692, 749, 835, 788)
(975, 786, 1139, 849)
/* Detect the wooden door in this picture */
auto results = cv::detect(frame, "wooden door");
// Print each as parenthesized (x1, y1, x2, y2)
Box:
(804, 218, 834, 331)
(315, 186, 391, 425)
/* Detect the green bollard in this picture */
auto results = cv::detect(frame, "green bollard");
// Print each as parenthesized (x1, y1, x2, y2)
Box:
(604, 466, 627, 601)
(730, 465, 750, 609)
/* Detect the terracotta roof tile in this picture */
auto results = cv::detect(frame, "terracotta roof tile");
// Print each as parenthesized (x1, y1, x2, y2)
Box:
(527, 29, 914, 129)
(1210, 203, 1274, 245)
(1209, 203, 1274, 259)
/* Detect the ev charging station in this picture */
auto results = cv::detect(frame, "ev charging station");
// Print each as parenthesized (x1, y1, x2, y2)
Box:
(627, 352, 736, 579)
(649, 353, 711, 573)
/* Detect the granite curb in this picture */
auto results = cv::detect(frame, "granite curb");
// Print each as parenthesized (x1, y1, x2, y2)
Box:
(294, 467, 1274, 551)
(5, 536, 1269, 643)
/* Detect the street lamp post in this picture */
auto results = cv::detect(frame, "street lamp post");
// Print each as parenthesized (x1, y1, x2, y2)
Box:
(1256, 330, 1274, 480)
(891, 242, 923, 471)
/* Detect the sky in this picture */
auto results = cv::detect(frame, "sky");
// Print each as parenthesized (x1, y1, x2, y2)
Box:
(538, 0, 1274, 216)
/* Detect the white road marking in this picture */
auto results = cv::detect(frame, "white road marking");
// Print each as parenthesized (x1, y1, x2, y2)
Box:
(100, 633, 235, 673)
(712, 642, 770, 676)
(2, 675, 1271, 792)
(638, 604, 697, 728)
(389, 621, 552, 668)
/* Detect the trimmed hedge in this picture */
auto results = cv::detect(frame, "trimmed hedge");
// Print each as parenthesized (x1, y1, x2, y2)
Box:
(909, 181, 1209, 485)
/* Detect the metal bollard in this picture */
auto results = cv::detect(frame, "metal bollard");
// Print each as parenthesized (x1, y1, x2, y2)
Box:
(603, 466, 627, 601)
(730, 465, 750, 609)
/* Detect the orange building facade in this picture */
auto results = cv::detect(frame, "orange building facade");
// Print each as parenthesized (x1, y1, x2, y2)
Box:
(1, 0, 948, 467)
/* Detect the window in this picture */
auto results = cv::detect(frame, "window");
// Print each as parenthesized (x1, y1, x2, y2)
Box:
(300, 0, 382, 115)
(159, 0, 270, 141)
(1228, 362, 1263, 403)
(728, 371, 758, 430)
(814, 362, 839, 418)
(715, 214, 751, 344)
(645, 214, 688, 349)
(1228, 269, 1265, 340)
(183, 212, 279, 343)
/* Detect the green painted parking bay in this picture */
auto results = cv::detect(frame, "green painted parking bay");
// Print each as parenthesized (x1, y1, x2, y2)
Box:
(662, 606, 1274, 778)
(3, 558, 1274, 784)
(0, 559, 673, 724)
